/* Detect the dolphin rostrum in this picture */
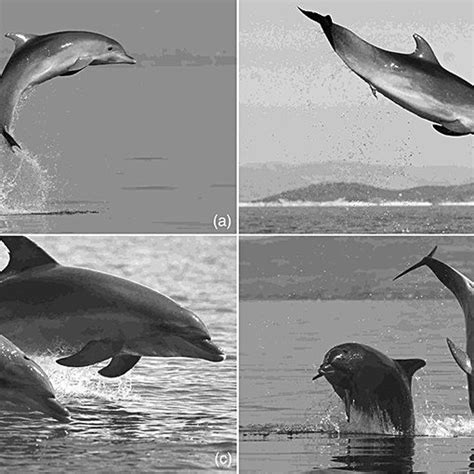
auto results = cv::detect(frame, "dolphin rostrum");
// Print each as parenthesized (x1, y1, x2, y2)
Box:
(0, 334, 70, 422)
(0, 31, 136, 150)
(0, 236, 225, 377)
(394, 246, 474, 413)
(299, 8, 474, 136)
(313, 343, 425, 435)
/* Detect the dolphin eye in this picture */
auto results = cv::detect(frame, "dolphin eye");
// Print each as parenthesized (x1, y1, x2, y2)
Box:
(107, 46, 113, 51)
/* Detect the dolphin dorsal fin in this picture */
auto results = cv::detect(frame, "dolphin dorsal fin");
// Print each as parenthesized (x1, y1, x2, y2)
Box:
(0, 236, 58, 276)
(5, 32, 37, 50)
(412, 34, 440, 64)
(395, 358, 426, 385)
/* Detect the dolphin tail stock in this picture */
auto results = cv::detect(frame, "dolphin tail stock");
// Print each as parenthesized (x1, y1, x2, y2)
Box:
(1, 126, 21, 150)
(446, 338, 472, 375)
(298, 7, 335, 48)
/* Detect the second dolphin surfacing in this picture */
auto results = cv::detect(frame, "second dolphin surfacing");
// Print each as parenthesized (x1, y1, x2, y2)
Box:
(0, 334, 70, 422)
(0, 236, 225, 377)
(314, 343, 425, 435)
(299, 8, 474, 136)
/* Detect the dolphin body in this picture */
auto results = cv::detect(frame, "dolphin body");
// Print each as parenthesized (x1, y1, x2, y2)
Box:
(394, 246, 474, 413)
(0, 334, 70, 422)
(299, 8, 474, 136)
(0, 31, 136, 150)
(313, 343, 425, 435)
(0, 236, 225, 377)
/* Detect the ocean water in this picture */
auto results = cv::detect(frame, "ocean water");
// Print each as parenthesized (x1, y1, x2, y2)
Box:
(240, 300, 473, 473)
(240, 205, 473, 233)
(0, 65, 236, 233)
(0, 236, 237, 472)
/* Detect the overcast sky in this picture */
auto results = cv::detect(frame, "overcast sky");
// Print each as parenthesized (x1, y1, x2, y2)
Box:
(1, 0, 235, 57)
(240, 0, 473, 172)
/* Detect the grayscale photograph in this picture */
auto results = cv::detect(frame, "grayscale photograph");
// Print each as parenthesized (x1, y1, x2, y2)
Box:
(239, 0, 473, 233)
(0, 235, 236, 471)
(0, 0, 236, 233)
(240, 236, 473, 472)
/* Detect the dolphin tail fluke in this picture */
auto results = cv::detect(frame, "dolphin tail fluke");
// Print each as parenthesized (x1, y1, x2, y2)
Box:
(393, 246, 437, 281)
(1, 127, 21, 150)
(98, 354, 141, 377)
(298, 8, 335, 48)
(446, 338, 472, 375)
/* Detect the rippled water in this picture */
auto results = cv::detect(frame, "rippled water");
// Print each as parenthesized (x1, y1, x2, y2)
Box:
(240, 206, 473, 233)
(0, 236, 236, 472)
(240, 300, 473, 472)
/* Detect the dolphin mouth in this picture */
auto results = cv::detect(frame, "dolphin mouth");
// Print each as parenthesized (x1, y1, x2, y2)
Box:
(194, 338, 226, 362)
(121, 54, 136, 65)
(15, 392, 71, 423)
(312, 363, 335, 380)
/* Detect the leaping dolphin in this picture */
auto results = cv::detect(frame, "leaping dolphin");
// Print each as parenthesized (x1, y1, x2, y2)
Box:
(0, 31, 136, 150)
(0, 334, 70, 422)
(313, 343, 425, 435)
(394, 246, 474, 413)
(299, 8, 474, 136)
(0, 236, 225, 377)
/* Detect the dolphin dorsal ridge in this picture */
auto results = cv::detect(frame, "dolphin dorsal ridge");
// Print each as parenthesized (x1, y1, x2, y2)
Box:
(5, 33, 38, 51)
(412, 34, 440, 64)
(394, 358, 426, 386)
(0, 236, 58, 276)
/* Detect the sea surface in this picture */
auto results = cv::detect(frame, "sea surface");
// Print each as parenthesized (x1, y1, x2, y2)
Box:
(240, 205, 473, 233)
(0, 66, 235, 233)
(0, 236, 237, 472)
(240, 299, 473, 473)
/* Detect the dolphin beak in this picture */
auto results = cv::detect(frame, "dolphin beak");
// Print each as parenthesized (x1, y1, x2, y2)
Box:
(312, 363, 332, 380)
(121, 54, 136, 65)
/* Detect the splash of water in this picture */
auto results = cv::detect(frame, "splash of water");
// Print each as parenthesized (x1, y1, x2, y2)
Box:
(0, 146, 54, 213)
(417, 414, 474, 437)
(33, 355, 137, 404)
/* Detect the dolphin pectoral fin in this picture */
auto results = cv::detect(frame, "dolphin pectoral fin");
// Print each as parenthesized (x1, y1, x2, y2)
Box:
(447, 338, 472, 375)
(343, 390, 351, 422)
(5, 32, 37, 50)
(369, 84, 378, 99)
(56, 339, 123, 367)
(67, 57, 93, 73)
(1, 127, 21, 150)
(433, 124, 469, 137)
(98, 355, 141, 377)
(394, 358, 426, 386)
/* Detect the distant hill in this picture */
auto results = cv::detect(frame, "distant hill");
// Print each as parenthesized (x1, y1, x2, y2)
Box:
(240, 237, 473, 301)
(240, 161, 474, 201)
(254, 182, 474, 204)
